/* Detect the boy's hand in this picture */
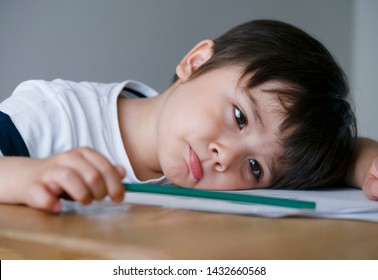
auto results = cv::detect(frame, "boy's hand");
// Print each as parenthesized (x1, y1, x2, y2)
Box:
(23, 147, 126, 212)
(361, 157, 378, 200)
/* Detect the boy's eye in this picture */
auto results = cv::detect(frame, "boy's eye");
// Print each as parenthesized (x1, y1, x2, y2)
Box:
(234, 106, 247, 129)
(249, 159, 262, 180)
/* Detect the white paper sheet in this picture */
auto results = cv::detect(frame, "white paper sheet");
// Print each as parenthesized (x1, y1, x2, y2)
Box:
(61, 187, 378, 222)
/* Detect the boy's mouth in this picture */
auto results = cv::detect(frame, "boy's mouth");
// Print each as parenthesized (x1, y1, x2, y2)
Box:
(189, 146, 203, 180)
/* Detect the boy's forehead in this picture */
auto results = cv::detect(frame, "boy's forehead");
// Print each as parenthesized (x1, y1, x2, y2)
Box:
(238, 80, 290, 112)
(237, 74, 292, 93)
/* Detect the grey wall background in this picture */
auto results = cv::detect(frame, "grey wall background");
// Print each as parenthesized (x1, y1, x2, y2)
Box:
(352, 0, 378, 140)
(0, 0, 376, 138)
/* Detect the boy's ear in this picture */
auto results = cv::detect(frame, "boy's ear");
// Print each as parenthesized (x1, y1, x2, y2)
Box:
(176, 40, 214, 81)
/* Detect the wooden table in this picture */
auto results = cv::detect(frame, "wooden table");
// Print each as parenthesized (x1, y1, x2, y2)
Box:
(1, 203, 378, 259)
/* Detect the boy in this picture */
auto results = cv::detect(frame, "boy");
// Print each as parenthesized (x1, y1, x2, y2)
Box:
(0, 20, 377, 212)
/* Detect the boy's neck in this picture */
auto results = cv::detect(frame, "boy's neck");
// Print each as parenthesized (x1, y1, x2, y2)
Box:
(117, 86, 171, 181)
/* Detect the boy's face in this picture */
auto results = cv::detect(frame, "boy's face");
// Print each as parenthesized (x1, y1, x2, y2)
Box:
(156, 66, 286, 190)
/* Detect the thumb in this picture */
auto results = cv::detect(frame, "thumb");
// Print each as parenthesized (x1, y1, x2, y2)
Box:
(116, 165, 126, 180)
(26, 182, 62, 212)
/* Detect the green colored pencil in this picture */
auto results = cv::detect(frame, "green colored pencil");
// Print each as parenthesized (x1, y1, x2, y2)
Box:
(124, 183, 316, 210)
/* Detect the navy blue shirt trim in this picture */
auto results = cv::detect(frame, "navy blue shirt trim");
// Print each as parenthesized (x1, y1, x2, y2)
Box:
(0, 111, 30, 156)
(123, 87, 147, 98)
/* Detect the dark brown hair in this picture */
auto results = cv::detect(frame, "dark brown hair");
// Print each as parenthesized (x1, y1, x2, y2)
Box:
(173, 19, 357, 189)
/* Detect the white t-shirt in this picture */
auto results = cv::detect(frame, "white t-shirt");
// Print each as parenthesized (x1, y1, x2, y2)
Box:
(0, 79, 169, 185)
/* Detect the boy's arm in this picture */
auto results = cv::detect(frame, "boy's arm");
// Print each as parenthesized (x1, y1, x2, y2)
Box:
(347, 137, 378, 200)
(0, 157, 39, 204)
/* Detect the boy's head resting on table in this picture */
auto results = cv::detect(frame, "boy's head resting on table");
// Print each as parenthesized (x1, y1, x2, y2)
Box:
(0, 19, 364, 213)
(145, 19, 356, 191)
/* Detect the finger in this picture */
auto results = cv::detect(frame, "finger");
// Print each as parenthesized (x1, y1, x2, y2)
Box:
(56, 153, 108, 200)
(46, 182, 74, 201)
(26, 182, 61, 213)
(80, 148, 125, 202)
(42, 166, 93, 205)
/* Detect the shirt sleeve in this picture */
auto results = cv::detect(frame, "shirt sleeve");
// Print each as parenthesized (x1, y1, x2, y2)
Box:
(0, 80, 75, 158)
(0, 111, 30, 156)
(0, 79, 122, 159)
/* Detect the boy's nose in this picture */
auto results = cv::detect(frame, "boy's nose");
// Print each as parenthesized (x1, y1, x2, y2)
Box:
(209, 142, 237, 172)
